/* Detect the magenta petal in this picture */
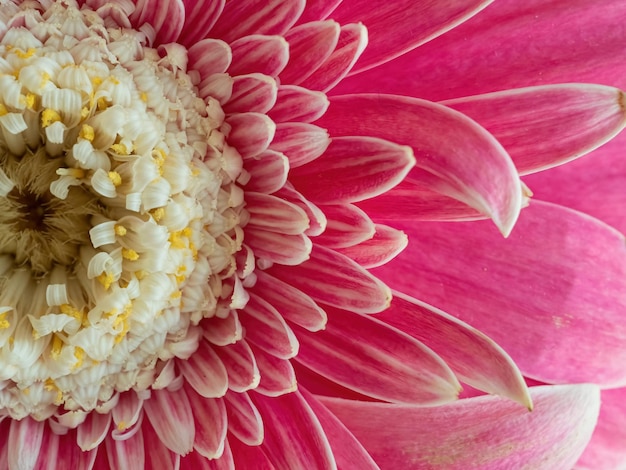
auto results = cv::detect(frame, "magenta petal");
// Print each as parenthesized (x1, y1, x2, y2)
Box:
(314, 204, 375, 249)
(77, 411, 111, 451)
(250, 344, 297, 397)
(443, 84, 626, 174)
(202, 311, 242, 347)
(105, 425, 145, 470)
(246, 228, 312, 265)
(269, 244, 391, 314)
(179, 338, 228, 398)
(321, 384, 600, 469)
(55, 435, 98, 469)
(179, 0, 224, 46)
(188, 39, 232, 78)
(215, 340, 260, 392)
(129, 0, 184, 44)
(9, 418, 44, 470)
(336, 224, 408, 268)
(245, 192, 308, 235)
(316, 94, 523, 235)
(228, 35, 289, 77)
(142, 418, 179, 470)
(376, 201, 626, 386)
(224, 391, 264, 446)
(269, 122, 330, 168)
(230, 436, 275, 469)
(294, 305, 461, 404)
(330, 0, 493, 73)
(276, 183, 327, 236)
(185, 385, 227, 460)
(296, 0, 342, 24)
(301, 389, 380, 470)
(143, 387, 195, 455)
(226, 112, 276, 159)
(211, 0, 305, 42)
(243, 150, 289, 194)
(378, 293, 532, 408)
(268, 85, 329, 123)
(223, 74, 278, 115)
(251, 390, 336, 469)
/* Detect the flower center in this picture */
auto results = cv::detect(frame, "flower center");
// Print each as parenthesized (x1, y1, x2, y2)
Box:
(0, 1, 245, 420)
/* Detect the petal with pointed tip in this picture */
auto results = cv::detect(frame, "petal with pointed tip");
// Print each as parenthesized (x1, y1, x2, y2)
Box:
(314, 204, 375, 249)
(336, 224, 407, 268)
(224, 391, 264, 446)
(184, 385, 227, 460)
(270, 122, 330, 168)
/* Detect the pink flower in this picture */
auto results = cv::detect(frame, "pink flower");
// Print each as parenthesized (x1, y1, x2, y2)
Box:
(0, 0, 622, 469)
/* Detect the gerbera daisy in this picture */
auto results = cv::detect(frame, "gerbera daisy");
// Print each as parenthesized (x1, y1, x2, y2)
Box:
(0, 0, 622, 468)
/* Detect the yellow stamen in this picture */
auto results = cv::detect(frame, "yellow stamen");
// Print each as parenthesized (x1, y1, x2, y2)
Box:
(50, 335, 63, 360)
(97, 272, 114, 290)
(14, 48, 36, 59)
(41, 108, 61, 127)
(108, 171, 122, 186)
(72, 347, 84, 369)
(0, 312, 10, 329)
(122, 248, 139, 261)
(114, 224, 127, 236)
(151, 207, 165, 222)
(79, 124, 95, 141)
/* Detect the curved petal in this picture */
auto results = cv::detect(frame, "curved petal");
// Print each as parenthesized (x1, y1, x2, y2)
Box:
(336, 224, 408, 268)
(374, 201, 626, 387)
(179, 0, 224, 46)
(293, 305, 461, 405)
(129, 0, 185, 45)
(314, 204, 375, 249)
(443, 84, 626, 175)
(315, 94, 522, 235)
(143, 387, 195, 455)
(330, 0, 494, 74)
(336, 0, 626, 100)
(8, 418, 44, 470)
(321, 384, 600, 469)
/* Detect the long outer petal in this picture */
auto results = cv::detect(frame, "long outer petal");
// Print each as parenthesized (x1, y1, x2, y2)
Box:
(443, 84, 626, 175)
(9, 418, 44, 470)
(143, 387, 195, 455)
(374, 200, 626, 387)
(294, 305, 461, 405)
(315, 94, 522, 235)
(321, 384, 600, 469)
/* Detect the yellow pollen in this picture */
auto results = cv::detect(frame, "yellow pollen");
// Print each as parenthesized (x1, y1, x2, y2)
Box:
(117, 421, 127, 431)
(170, 290, 182, 299)
(0, 103, 8, 116)
(60, 304, 84, 323)
(111, 143, 130, 155)
(50, 335, 63, 360)
(41, 108, 61, 127)
(22, 388, 30, 395)
(72, 347, 85, 369)
(189, 242, 198, 258)
(92, 76, 103, 86)
(135, 270, 146, 280)
(40, 72, 50, 88)
(114, 224, 127, 236)
(140, 92, 148, 102)
(80, 106, 90, 119)
(24, 93, 36, 109)
(97, 97, 108, 111)
(169, 231, 187, 249)
(79, 124, 95, 141)
(15, 48, 36, 59)
(56, 167, 86, 179)
(108, 171, 122, 186)
(44, 378, 56, 391)
(151, 207, 165, 222)
(122, 248, 139, 261)
(109, 76, 120, 85)
(0, 312, 9, 329)
(97, 272, 114, 290)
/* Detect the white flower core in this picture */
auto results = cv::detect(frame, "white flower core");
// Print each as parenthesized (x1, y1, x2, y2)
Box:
(0, 1, 245, 420)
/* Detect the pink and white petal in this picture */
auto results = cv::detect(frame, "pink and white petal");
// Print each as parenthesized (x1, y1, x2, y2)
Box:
(252, 270, 327, 332)
(524, 131, 626, 235)
(198, 72, 232, 104)
(336, 0, 626, 100)
(239, 293, 299, 360)
(188, 39, 232, 79)
(77, 411, 111, 451)
(179, 0, 224, 46)
(214, 340, 260, 393)
(226, 113, 276, 159)
(331, 0, 494, 74)
(210, 0, 305, 42)
(316, 94, 523, 236)
(184, 384, 227, 460)
(245, 192, 308, 235)
(268, 85, 329, 123)
(301, 389, 380, 470)
(245, 227, 312, 265)
(269, 122, 330, 168)
(8, 418, 44, 470)
(576, 387, 626, 469)
(289, 136, 415, 204)
(251, 390, 337, 470)
(294, 305, 461, 404)
(250, 344, 297, 396)
(129, 0, 184, 45)
(224, 391, 264, 446)
(443, 84, 626, 175)
(230, 436, 276, 469)
(179, 338, 228, 398)
(377, 293, 532, 408)
(269, 244, 391, 314)
(280, 21, 340, 85)
(143, 387, 195, 455)
(228, 35, 289, 77)
(223, 74, 277, 115)
(55, 434, 98, 469)
(314, 204, 375, 249)
(275, 184, 327, 236)
(111, 392, 143, 432)
(336, 224, 408, 268)
(180, 449, 229, 470)
(243, 150, 289, 194)
(33, 425, 59, 470)
(296, 0, 341, 24)
(201, 310, 242, 347)
(375, 201, 626, 387)
(142, 418, 179, 470)
(321, 384, 600, 469)
(105, 426, 145, 470)
(300, 23, 368, 92)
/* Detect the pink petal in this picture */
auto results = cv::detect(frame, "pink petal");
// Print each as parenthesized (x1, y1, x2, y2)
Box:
(250, 344, 297, 396)
(105, 425, 145, 470)
(228, 35, 289, 77)
(294, 305, 461, 404)
(296, 0, 341, 24)
(243, 150, 289, 194)
(245, 192, 308, 235)
(77, 411, 111, 451)
(245, 227, 312, 265)
(336, 0, 626, 100)
(275, 183, 327, 236)
(321, 384, 600, 469)
(223, 74, 277, 115)
(269, 244, 391, 314)
(576, 387, 626, 469)
(331, 0, 493, 74)
(224, 391, 264, 446)
(214, 340, 260, 392)
(55, 434, 98, 469)
(9, 418, 44, 470)
(184, 384, 227, 460)
(179, 338, 228, 398)
(111, 392, 143, 433)
(201, 310, 242, 347)
(375, 200, 626, 387)
(143, 387, 195, 455)
(188, 39, 232, 78)
(230, 436, 276, 469)
(268, 85, 329, 123)
(33, 425, 59, 470)
(316, 94, 523, 235)
(269, 122, 330, 168)
(226, 112, 275, 159)
(314, 204, 375, 249)
(179, 0, 224, 46)
(129, 0, 185, 44)
(211, 0, 305, 42)
(289, 136, 415, 204)
(378, 293, 532, 408)
(443, 84, 626, 175)
(300, 23, 368, 92)
(336, 224, 407, 268)
(252, 270, 327, 332)
(142, 418, 179, 470)
(280, 21, 340, 85)
(251, 390, 337, 469)
(239, 293, 299, 359)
